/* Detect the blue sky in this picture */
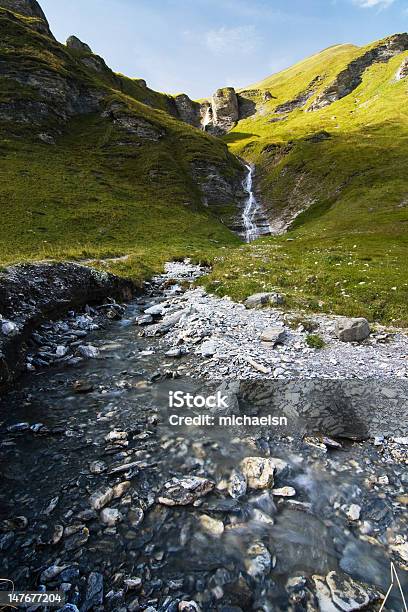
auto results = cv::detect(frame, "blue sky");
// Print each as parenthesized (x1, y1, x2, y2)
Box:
(40, 0, 408, 98)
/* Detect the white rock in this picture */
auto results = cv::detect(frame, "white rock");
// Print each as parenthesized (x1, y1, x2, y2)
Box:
(78, 345, 100, 358)
(272, 486, 296, 497)
(105, 430, 128, 442)
(200, 340, 217, 357)
(1, 321, 18, 336)
(346, 504, 361, 521)
(100, 507, 123, 526)
(56, 345, 68, 357)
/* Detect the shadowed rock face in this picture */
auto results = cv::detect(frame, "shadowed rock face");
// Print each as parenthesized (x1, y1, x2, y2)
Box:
(0, 0, 53, 36)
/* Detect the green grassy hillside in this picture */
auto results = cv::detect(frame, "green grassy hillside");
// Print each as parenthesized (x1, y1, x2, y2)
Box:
(0, 5, 243, 283)
(203, 37, 408, 325)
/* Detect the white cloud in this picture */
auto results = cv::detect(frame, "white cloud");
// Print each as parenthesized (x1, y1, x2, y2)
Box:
(352, 0, 395, 8)
(205, 25, 260, 56)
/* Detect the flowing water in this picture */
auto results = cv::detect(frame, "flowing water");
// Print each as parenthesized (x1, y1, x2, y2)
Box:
(0, 265, 407, 611)
(242, 165, 271, 242)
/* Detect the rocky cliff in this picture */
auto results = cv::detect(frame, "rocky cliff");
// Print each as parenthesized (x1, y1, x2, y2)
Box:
(0, 0, 246, 235)
(0, 0, 52, 36)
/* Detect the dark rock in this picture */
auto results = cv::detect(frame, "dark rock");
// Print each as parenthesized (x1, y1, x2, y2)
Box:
(81, 572, 103, 612)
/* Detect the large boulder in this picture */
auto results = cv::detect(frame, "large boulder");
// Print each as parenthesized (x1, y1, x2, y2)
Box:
(0, 0, 53, 37)
(335, 317, 370, 342)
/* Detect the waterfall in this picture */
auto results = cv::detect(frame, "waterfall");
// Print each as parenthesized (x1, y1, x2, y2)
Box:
(242, 164, 271, 242)
(201, 105, 213, 131)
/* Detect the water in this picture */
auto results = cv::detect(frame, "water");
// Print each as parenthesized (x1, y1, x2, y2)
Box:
(0, 266, 407, 610)
(242, 164, 271, 242)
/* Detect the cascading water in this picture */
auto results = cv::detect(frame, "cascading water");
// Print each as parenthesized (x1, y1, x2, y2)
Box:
(242, 163, 271, 242)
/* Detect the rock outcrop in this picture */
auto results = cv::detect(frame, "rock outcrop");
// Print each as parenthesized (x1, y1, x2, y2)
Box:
(173, 94, 202, 128)
(310, 34, 408, 111)
(172, 87, 241, 135)
(210, 87, 239, 133)
(0, 0, 53, 37)
(0, 263, 134, 390)
(396, 57, 408, 80)
(66, 35, 92, 54)
(275, 76, 321, 114)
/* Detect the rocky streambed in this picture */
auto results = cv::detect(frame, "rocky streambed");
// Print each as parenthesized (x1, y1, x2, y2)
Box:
(0, 261, 407, 611)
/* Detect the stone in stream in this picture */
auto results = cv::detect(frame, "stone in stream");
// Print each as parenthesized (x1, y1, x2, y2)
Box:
(228, 469, 247, 499)
(325, 571, 383, 610)
(244, 292, 285, 309)
(7, 422, 30, 433)
(100, 507, 123, 526)
(245, 542, 272, 577)
(89, 460, 107, 474)
(82, 572, 104, 612)
(260, 326, 286, 345)
(240, 457, 275, 489)
(346, 504, 361, 521)
(40, 564, 72, 583)
(144, 304, 164, 316)
(112, 481, 131, 498)
(78, 344, 100, 358)
(178, 602, 201, 612)
(55, 345, 68, 357)
(105, 430, 128, 442)
(1, 320, 18, 336)
(124, 577, 142, 591)
(199, 514, 224, 536)
(158, 476, 215, 506)
(73, 380, 94, 393)
(271, 486, 296, 497)
(335, 318, 370, 342)
(136, 314, 153, 325)
(89, 486, 114, 510)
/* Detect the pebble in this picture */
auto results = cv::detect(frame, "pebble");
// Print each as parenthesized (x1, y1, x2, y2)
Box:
(158, 476, 215, 506)
(100, 507, 123, 526)
(89, 486, 114, 510)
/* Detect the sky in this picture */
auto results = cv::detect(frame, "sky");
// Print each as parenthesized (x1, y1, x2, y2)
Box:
(40, 0, 408, 99)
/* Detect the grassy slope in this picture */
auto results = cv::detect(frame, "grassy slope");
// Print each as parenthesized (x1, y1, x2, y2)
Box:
(202, 40, 408, 325)
(0, 8, 241, 283)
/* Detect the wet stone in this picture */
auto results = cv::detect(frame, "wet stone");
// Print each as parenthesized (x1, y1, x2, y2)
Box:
(158, 476, 215, 506)
(240, 457, 275, 490)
